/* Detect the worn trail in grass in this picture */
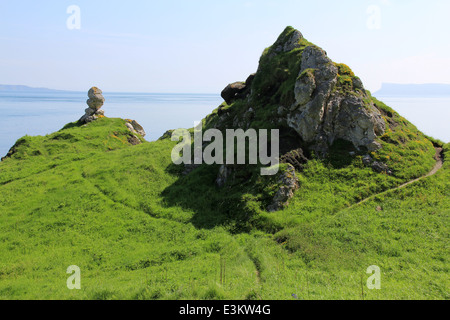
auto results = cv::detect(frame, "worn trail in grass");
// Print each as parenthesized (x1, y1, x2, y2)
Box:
(0, 117, 448, 300)
(349, 147, 444, 209)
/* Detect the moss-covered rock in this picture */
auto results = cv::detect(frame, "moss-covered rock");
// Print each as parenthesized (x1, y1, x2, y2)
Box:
(210, 27, 387, 157)
(199, 26, 437, 193)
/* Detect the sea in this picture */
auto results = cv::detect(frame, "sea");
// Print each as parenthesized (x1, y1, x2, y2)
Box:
(0, 91, 222, 157)
(0, 91, 448, 157)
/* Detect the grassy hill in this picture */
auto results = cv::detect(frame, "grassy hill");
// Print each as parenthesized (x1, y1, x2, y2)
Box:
(0, 27, 448, 300)
(0, 115, 447, 300)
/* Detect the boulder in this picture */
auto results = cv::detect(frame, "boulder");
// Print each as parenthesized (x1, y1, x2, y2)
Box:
(362, 155, 373, 166)
(125, 119, 146, 137)
(372, 161, 392, 175)
(87, 87, 105, 110)
(221, 82, 247, 104)
(361, 155, 392, 175)
(280, 148, 309, 172)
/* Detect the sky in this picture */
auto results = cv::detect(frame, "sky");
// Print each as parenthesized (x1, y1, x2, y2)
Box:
(0, 0, 449, 93)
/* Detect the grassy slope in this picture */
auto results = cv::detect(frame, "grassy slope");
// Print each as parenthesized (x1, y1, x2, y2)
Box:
(0, 115, 448, 300)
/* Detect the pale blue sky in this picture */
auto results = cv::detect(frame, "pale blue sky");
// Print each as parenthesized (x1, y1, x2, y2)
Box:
(1, 0, 449, 93)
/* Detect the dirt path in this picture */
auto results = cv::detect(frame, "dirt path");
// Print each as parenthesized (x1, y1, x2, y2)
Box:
(349, 147, 444, 209)
(393, 147, 443, 189)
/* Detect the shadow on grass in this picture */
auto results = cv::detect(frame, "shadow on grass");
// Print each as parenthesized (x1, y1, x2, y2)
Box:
(161, 162, 267, 233)
(161, 136, 361, 232)
(325, 139, 366, 169)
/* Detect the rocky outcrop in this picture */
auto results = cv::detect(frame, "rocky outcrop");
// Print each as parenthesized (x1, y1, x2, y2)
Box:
(80, 87, 106, 123)
(280, 148, 309, 172)
(221, 74, 256, 105)
(267, 165, 300, 212)
(158, 130, 175, 141)
(274, 29, 303, 53)
(125, 119, 146, 138)
(189, 27, 400, 212)
(214, 27, 386, 157)
(127, 135, 142, 146)
(362, 154, 392, 175)
(286, 45, 386, 156)
(124, 119, 146, 146)
(1, 142, 20, 161)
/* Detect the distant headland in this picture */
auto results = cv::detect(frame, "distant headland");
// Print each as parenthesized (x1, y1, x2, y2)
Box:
(375, 83, 450, 97)
(0, 84, 72, 93)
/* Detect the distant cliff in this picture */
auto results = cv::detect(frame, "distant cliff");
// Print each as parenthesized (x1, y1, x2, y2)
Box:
(375, 83, 450, 97)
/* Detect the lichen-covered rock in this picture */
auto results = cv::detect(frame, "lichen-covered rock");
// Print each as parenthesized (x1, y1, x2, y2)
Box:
(87, 87, 105, 110)
(125, 119, 146, 137)
(211, 27, 387, 158)
(352, 77, 364, 90)
(293, 69, 316, 107)
(274, 29, 303, 54)
(267, 165, 299, 212)
(80, 87, 106, 124)
(286, 45, 385, 156)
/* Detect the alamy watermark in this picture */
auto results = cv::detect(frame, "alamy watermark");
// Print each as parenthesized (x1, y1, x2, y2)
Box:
(171, 122, 280, 176)
(367, 265, 381, 290)
(66, 5, 81, 30)
(366, 4, 382, 30)
(67, 265, 81, 290)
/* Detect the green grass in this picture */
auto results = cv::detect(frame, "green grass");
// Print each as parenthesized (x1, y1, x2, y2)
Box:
(0, 115, 447, 300)
(0, 25, 446, 299)
(370, 94, 437, 179)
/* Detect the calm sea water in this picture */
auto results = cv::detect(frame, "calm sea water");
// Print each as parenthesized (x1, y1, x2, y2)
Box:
(0, 91, 448, 157)
(0, 91, 222, 157)
(374, 96, 450, 144)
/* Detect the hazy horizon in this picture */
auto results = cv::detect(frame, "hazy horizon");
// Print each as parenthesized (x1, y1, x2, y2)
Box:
(2, 82, 450, 96)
